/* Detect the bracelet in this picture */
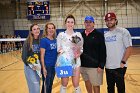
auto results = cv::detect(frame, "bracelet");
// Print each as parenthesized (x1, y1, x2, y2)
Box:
(121, 61, 126, 64)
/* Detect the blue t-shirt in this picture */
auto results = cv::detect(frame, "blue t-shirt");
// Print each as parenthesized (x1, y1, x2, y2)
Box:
(40, 37, 57, 66)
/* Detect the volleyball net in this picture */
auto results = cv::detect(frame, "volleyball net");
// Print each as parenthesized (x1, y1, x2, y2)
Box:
(0, 38, 24, 54)
(0, 37, 140, 42)
(0, 36, 139, 70)
(0, 36, 140, 54)
(0, 37, 140, 41)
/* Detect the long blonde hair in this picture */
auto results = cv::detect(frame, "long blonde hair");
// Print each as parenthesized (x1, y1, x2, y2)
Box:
(26, 23, 40, 51)
(42, 22, 56, 39)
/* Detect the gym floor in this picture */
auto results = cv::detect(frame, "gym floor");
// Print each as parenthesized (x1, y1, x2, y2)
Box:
(0, 47, 140, 93)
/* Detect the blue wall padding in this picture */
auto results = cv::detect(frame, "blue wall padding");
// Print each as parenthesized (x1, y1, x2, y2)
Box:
(14, 27, 140, 45)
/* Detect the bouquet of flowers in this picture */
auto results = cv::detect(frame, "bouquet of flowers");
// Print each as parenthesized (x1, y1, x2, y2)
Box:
(27, 53, 42, 78)
(70, 34, 83, 65)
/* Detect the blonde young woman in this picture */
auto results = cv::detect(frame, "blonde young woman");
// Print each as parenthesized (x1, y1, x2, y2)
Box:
(22, 24, 41, 93)
(40, 23, 57, 93)
(57, 15, 83, 93)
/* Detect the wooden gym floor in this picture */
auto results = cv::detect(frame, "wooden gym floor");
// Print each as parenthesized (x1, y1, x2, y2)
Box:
(0, 47, 140, 93)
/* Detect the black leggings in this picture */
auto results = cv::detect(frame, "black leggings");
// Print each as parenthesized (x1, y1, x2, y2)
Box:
(105, 67, 127, 93)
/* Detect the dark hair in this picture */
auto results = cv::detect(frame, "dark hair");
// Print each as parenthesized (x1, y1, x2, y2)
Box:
(27, 23, 40, 51)
(65, 14, 75, 24)
(116, 19, 118, 25)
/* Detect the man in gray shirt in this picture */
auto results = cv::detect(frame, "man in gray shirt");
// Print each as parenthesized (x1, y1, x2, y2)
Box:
(104, 12, 132, 93)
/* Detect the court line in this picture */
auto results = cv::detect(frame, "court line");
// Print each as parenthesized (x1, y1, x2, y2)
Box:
(0, 61, 18, 70)
(127, 69, 140, 70)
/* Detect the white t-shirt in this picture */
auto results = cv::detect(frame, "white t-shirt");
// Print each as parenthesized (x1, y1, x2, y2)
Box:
(104, 27, 132, 69)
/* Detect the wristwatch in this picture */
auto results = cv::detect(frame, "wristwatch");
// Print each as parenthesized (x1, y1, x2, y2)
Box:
(121, 61, 126, 64)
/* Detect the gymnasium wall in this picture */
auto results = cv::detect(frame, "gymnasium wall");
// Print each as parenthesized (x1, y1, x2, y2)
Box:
(0, 0, 140, 45)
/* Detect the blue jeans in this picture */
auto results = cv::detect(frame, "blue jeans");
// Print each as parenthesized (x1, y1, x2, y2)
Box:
(24, 65, 40, 93)
(41, 66, 55, 93)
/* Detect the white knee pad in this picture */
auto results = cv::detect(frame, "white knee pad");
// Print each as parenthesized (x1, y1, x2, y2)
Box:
(60, 85, 66, 93)
(75, 86, 81, 93)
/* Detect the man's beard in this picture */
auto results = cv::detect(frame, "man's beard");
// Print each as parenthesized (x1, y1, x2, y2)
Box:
(107, 23, 116, 28)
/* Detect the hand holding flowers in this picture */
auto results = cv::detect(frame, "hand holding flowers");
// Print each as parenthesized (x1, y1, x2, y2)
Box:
(27, 53, 41, 78)
(70, 35, 83, 64)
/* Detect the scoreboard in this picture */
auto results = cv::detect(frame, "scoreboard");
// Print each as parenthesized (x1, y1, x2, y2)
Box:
(27, 0, 50, 20)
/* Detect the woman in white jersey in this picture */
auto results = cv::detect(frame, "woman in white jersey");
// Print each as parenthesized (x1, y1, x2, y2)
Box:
(57, 14, 83, 93)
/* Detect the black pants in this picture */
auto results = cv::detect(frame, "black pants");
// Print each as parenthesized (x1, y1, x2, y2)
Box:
(105, 67, 127, 93)
(41, 74, 46, 93)
(41, 66, 55, 93)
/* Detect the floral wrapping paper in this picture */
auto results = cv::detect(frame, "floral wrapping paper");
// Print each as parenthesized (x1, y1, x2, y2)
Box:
(56, 32, 83, 68)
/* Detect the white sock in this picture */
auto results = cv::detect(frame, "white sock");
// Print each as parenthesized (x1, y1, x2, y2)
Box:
(60, 85, 66, 93)
(75, 86, 81, 93)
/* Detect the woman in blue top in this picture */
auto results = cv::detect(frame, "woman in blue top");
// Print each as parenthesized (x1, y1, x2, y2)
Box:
(40, 23, 57, 93)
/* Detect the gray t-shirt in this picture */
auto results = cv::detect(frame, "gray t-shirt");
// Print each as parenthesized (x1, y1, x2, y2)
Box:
(22, 39, 40, 66)
(104, 27, 132, 69)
